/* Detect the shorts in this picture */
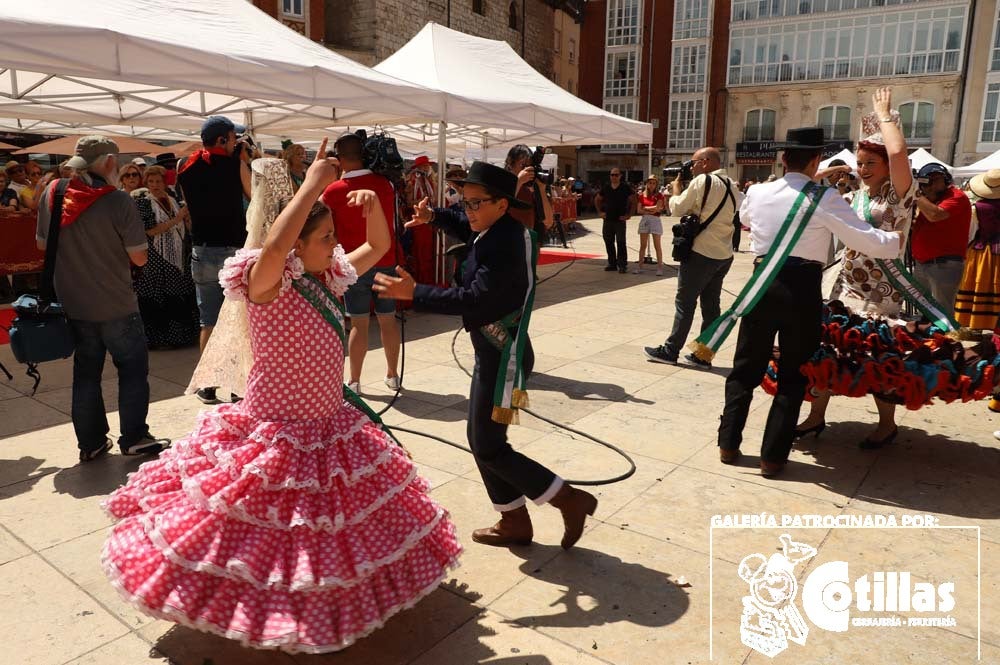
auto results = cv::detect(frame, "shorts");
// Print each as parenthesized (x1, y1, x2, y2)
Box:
(638, 215, 663, 235)
(344, 266, 397, 318)
(191, 245, 240, 327)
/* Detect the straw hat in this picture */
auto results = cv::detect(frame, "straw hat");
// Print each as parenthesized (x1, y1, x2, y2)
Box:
(970, 169, 1000, 200)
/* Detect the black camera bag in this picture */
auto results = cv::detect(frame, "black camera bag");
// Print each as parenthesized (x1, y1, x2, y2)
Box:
(671, 175, 736, 263)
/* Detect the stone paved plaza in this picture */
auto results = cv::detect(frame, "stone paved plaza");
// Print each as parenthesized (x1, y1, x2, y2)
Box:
(0, 217, 997, 664)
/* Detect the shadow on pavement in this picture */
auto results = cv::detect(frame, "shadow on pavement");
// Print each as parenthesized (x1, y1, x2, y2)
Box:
(531, 371, 655, 405)
(507, 544, 689, 631)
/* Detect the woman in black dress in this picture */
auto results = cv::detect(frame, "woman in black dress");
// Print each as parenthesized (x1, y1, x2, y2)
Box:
(132, 165, 200, 348)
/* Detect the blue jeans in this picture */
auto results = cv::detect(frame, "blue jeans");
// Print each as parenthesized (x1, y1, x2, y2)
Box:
(665, 251, 734, 355)
(70, 313, 151, 453)
(191, 245, 240, 327)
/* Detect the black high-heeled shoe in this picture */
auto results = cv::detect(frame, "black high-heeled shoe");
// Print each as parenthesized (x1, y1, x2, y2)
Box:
(859, 427, 898, 450)
(794, 421, 826, 440)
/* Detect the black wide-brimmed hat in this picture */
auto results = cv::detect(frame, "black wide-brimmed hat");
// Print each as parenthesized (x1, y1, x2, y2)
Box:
(773, 127, 837, 150)
(454, 161, 531, 209)
(154, 152, 177, 168)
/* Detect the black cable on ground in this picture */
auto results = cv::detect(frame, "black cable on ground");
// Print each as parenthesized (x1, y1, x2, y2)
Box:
(377, 235, 637, 486)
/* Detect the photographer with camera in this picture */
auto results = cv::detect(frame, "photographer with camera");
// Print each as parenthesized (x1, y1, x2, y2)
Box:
(595, 168, 636, 273)
(911, 162, 971, 312)
(322, 132, 401, 395)
(645, 146, 740, 368)
(504, 145, 555, 245)
(176, 115, 253, 404)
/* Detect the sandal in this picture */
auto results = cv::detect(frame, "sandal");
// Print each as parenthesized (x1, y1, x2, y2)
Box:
(79, 438, 113, 463)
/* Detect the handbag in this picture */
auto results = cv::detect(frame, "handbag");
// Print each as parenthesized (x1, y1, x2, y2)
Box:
(8, 178, 76, 394)
(671, 175, 736, 262)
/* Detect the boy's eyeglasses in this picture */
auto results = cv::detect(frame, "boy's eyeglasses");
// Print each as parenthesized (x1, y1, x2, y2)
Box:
(461, 197, 498, 211)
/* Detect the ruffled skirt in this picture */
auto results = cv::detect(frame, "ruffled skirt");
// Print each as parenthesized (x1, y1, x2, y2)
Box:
(102, 403, 462, 654)
(762, 301, 1000, 410)
(954, 244, 1000, 330)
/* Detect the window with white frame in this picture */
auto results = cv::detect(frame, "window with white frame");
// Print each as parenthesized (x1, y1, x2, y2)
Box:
(604, 101, 637, 151)
(668, 98, 704, 150)
(818, 105, 851, 141)
(605, 51, 638, 97)
(607, 0, 642, 46)
(569, 38, 577, 64)
(728, 6, 966, 86)
(674, 0, 710, 40)
(731, 0, 919, 22)
(982, 83, 1000, 144)
(282, 0, 304, 17)
(744, 109, 777, 141)
(992, 5, 1000, 71)
(899, 101, 934, 143)
(672, 44, 708, 94)
(554, 28, 562, 53)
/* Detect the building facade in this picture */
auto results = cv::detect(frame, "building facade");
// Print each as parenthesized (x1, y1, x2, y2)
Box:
(724, 0, 971, 181)
(954, 0, 999, 167)
(252, 0, 326, 42)
(576, 0, 731, 185)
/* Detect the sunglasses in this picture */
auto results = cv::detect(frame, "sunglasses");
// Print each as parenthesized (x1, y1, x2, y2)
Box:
(610, 173, 621, 177)
(123, 172, 141, 178)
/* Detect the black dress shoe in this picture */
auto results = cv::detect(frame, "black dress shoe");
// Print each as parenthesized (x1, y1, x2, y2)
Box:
(604, 265, 617, 272)
(859, 427, 898, 449)
(794, 421, 826, 439)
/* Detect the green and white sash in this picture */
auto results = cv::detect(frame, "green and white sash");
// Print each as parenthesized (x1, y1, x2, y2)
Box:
(689, 182, 829, 363)
(485, 227, 539, 425)
(292, 273, 400, 445)
(851, 190, 959, 332)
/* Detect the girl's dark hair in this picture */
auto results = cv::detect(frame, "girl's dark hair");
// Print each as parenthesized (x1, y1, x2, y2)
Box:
(505, 144, 532, 172)
(278, 198, 332, 239)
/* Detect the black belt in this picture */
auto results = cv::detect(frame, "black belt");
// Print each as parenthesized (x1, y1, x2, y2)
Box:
(916, 255, 964, 264)
(753, 256, 822, 268)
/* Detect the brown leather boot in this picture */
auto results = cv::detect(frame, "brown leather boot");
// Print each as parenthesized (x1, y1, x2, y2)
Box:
(471, 505, 533, 547)
(549, 484, 598, 550)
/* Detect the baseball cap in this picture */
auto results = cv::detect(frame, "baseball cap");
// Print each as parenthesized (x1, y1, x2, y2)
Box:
(5, 160, 23, 173)
(917, 162, 950, 181)
(200, 116, 246, 145)
(131, 157, 147, 167)
(65, 136, 120, 170)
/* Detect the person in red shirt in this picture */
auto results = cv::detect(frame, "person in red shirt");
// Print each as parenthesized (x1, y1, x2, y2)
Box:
(912, 163, 972, 312)
(634, 175, 664, 275)
(321, 133, 400, 394)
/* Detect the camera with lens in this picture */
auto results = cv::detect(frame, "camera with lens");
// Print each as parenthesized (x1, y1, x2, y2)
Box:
(530, 146, 555, 186)
(662, 159, 696, 185)
(234, 133, 256, 159)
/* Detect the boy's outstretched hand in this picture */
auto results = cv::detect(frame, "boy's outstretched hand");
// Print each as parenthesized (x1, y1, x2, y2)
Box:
(372, 266, 416, 300)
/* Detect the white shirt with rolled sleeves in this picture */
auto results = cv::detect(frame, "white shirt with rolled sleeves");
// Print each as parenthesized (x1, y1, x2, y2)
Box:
(745, 173, 901, 262)
(668, 168, 743, 260)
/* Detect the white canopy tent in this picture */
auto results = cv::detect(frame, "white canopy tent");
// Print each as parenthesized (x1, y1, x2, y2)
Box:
(818, 148, 857, 172)
(0, 0, 444, 137)
(372, 22, 654, 183)
(952, 149, 1000, 178)
(908, 148, 952, 172)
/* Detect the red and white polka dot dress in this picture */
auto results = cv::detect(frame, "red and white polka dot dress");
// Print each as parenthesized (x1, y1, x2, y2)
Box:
(101, 248, 462, 654)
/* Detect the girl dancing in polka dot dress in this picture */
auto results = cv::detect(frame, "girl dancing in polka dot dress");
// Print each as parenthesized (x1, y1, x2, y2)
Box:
(101, 140, 462, 654)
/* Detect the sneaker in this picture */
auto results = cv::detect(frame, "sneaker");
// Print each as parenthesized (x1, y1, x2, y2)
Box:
(122, 434, 169, 457)
(347, 381, 361, 394)
(195, 387, 221, 405)
(618, 267, 627, 274)
(79, 437, 113, 463)
(603, 265, 617, 272)
(655, 268, 663, 276)
(644, 345, 678, 365)
(384, 376, 401, 391)
(685, 352, 712, 370)
(631, 266, 641, 274)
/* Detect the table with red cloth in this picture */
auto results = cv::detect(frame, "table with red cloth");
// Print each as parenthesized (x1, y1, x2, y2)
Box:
(552, 196, 577, 224)
(0, 209, 44, 276)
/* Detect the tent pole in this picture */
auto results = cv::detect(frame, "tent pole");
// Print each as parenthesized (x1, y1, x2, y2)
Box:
(647, 124, 653, 177)
(436, 121, 448, 284)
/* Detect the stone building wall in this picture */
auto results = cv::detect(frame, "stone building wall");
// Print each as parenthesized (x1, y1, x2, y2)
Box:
(325, 0, 554, 78)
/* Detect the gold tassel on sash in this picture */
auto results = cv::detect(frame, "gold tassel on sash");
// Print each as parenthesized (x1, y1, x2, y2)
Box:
(491, 406, 520, 425)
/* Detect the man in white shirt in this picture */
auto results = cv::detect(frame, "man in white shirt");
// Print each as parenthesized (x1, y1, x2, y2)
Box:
(645, 147, 741, 367)
(716, 128, 902, 477)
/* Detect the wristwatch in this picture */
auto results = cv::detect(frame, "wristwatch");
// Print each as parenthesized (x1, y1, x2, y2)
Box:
(879, 116, 893, 123)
